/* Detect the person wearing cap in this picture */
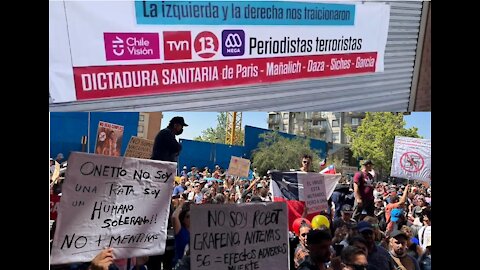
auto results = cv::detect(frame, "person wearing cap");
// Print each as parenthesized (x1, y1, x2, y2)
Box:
(353, 160, 376, 221)
(151, 116, 188, 162)
(332, 204, 356, 232)
(180, 165, 188, 177)
(55, 153, 64, 164)
(258, 184, 271, 202)
(400, 225, 423, 260)
(356, 221, 396, 270)
(385, 184, 410, 233)
(388, 230, 420, 270)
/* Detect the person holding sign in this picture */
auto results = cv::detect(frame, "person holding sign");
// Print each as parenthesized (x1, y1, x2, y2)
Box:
(172, 200, 191, 267)
(151, 116, 188, 162)
(88, 247, 115, 270)
(300, 154, 315, 172)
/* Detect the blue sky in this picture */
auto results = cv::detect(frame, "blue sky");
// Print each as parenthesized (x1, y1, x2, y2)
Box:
(404, 112, 431, 139)
(162, 112, 431, 140)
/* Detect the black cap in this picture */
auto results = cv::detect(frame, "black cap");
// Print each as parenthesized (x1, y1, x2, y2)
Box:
(170, 116, 188, 126)
(363, 159, 374, 166)
(389, 229, 408, 239)
(341, 204, 353, 212)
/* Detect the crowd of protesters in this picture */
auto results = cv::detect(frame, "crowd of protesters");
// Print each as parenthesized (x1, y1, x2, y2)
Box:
(50, 158, 431, 270)
(51, 118, 431, 270)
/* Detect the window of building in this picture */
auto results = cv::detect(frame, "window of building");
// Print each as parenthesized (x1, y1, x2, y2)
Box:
(320, 120, 327, 128)
(283, 113, 289, 119)
(138, 125, 144, 133)
(139, 115, 144, 122)
(332, 120, 339, 127)
(332, 132, 339, 142)
(352, 118, 360, 125)
(313, 120, 320, 126)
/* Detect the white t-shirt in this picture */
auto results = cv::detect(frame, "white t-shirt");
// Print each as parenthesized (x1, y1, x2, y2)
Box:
(418, 225, 431, 250)
(187, 191, 195, 201)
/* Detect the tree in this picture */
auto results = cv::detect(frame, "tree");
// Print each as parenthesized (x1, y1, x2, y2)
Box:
(344, 112, 420, 179)
(251, 132, 323, 176)
(194, 113, 244, 145)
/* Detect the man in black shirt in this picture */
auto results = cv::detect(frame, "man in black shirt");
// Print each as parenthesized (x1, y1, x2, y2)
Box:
(151, 116, 188, 162)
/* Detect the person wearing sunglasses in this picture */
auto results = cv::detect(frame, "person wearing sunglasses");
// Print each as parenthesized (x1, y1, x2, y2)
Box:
(356, 221, 396, 270)
(340, 246, 370, 270)
(300, 154, 315, 172)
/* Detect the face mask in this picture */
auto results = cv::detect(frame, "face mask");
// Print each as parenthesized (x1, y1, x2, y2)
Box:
(176, 128, 183, 135)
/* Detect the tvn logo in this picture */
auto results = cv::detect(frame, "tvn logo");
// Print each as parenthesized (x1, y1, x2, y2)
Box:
(163, 31, 192, 60)
(222, 30, 245, 57)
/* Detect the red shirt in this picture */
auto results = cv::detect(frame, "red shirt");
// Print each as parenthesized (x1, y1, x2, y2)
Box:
(354, 171, 374, 201)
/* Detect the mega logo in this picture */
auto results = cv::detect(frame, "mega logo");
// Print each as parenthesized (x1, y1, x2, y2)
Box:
(104, 33, 160, 61)
(222, 30, 245, 57)
(163, 31, 192, 60)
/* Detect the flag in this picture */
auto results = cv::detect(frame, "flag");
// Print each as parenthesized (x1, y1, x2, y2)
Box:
(320, 164, 336, 174)
(269, 171, 341, 230)
(319, 158, 327, 167)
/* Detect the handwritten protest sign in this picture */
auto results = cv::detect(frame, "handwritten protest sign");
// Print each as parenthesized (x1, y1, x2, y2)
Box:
(301, 173, 328, 214)
(228, 156, 251, 178)
(124, 136, 154, 159)
(190, 202, 288, 270)
(94, 121, 124, 157)
(50, 152, 176, 265)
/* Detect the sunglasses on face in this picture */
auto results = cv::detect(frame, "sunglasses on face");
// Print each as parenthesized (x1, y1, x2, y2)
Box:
(301, 233, 307, 237)
(303, 161, 310, 164)
(347, 264, 368, 270)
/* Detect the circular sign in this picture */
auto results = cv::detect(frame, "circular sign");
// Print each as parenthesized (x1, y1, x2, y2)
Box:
(194, 31, 219, 59)
(99, 131, 106, 142)
(399, 151, 424, 172)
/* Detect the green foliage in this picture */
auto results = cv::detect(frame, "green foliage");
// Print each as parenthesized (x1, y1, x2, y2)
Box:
(251, 132, 322, 176)
(344, 112, 420, 178)
(194, 113, 245, 145)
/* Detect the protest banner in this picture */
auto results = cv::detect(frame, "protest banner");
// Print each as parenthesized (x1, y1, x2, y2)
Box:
(301, 173, 328, 214)
(124, 136, 154, 159)
(228, 156, 251, 178)
(50, 1, 390, 103)
(94, 121, 124, 157)
(50, 152, 176, 264)
(190, 202, 289, 270)
(391, 136, 431, 182)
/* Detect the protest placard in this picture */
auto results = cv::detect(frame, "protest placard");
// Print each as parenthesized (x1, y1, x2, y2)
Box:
(124, 136, 154, 159)
(190, 202, 288, 270)
(301, 173, 328, 214)
(228, 156, 250, 178)
(94, 121, 124, 157)
(50, 152, 176, 264)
